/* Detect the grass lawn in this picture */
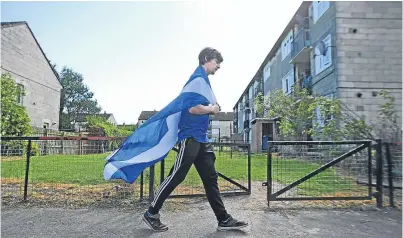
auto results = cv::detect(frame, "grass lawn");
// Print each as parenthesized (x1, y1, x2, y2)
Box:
(1, 151, 366, 196)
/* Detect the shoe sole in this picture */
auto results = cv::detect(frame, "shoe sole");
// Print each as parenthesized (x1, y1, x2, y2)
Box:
(217, 223, 248, 231)
(142, 216, 169, 232)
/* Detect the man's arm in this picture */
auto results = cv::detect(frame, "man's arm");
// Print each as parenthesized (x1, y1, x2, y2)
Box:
(189, 104, 220, 115)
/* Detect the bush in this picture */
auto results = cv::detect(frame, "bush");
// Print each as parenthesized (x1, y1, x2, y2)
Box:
(1, 73, 32, 136)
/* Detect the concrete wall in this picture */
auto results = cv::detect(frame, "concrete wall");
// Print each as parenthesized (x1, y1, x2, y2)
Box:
(1, 24, 62, 130)
(264, 47, 292, 95)
(334, 1, 402, 125)
(107, 115, 117, 125)
(310, 1, 338, 97)
(251, 121, 262, 153)
(210, 120, 233, 142)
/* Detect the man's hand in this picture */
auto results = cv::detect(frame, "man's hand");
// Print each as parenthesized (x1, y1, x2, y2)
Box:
(188, 103, 220, 115)
(216, 103, 221, 111)
(210, 104, 220, 115)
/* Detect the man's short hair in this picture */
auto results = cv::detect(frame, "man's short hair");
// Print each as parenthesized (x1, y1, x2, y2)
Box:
(198, 47, 223, 65)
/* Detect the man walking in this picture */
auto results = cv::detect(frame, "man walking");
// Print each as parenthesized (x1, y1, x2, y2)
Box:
(143, 47, 248, 232)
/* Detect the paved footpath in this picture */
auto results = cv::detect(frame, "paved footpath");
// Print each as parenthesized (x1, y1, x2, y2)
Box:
(2, 194, 402, 238)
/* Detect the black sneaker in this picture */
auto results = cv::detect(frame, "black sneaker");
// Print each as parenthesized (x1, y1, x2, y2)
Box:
(142, 211, 168, 232)
(217, 215, 248, 231)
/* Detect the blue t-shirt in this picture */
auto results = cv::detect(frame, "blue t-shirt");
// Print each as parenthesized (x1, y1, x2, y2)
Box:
(177, 67, 212, 143)
(177, 104, 210, 143)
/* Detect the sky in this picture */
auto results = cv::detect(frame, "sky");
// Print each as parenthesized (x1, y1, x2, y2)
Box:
(1, 0, 301, 125)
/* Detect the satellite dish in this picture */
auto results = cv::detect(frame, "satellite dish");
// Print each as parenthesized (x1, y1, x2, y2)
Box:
(317, 41, 327, 56)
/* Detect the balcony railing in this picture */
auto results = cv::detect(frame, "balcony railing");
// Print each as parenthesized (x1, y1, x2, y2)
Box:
(291, 28, 311, 61)
(294, 74, 312, 94)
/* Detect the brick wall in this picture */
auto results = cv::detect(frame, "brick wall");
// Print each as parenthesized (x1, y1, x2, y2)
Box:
(1, 24, 62, 130)
(335, 1, 402, 125)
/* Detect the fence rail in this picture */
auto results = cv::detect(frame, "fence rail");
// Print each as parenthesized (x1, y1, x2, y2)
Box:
(1, 137, 251, 206)
(2, 136, 400, 208)
(264, 139, 401, 208)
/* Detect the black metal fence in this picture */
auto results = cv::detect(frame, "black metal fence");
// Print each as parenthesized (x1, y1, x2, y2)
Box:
(265, 140, 401, 208)
(382, 142, 402, 208)
(1, 137, 251, 206)
(146, 142, 251, 202)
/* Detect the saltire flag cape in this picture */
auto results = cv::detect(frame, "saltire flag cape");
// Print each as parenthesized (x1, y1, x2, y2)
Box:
(103, 66, 217, 184)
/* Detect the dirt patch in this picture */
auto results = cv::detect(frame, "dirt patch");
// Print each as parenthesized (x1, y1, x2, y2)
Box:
(1, 156, 25, 161)
(2, 179, 396, 211)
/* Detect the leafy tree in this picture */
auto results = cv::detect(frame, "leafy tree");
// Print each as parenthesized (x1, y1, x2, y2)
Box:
(377, 90, 401, 143)
(59, 67, 101, 129)
(255, 86, 401, 143)
(255, 85, 342, 141)
(86, 116, 132, 137)
(1, 73, 31, 136)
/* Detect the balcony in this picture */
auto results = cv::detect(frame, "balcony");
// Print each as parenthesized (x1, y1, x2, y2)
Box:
(243, 102, 251, 113)
(243, 120, 250, 129)
(290, 28, 312, 64)
(296, 74, 312, 94)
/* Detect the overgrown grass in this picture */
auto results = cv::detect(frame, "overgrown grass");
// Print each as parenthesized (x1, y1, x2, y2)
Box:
(1, 151, 366, 196)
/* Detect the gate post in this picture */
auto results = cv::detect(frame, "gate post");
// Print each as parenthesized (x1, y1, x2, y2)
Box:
(23, 140, 32, 201)
(247, 144, 251, 195)
(140, 171, 144, 201)
(160, 159, 165, 185)
(149, 165, 155, 203)
(385, 143, 395, 207)
(267, 143, 272, 207)
(375, 139, 383, 208)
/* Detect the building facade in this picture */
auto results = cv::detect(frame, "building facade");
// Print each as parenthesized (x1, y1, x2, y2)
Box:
(234, 1, 402, 152)
(1, 21, 62, 130)
(208, 112, 234, 142)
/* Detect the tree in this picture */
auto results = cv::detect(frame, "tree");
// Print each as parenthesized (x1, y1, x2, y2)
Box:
(86, 116, 133, 137)
(255, 85, 343, 141)
(255, 85, 379, 141)
(59, 67, 102, 129)
(1, 73, 31, 136)
(377, 90, 401, 143)
(255, 86, 401, 142)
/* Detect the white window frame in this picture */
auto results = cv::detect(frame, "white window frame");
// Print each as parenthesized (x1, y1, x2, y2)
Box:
(17, 83, 24, 105)
(263, 60, 271, 82)
(315, 34, 332, 75)
(212, 128, 220, 135)
(281, 30, 293, 61)
(313, 1, 330, 24)
(248, 86, 253, 100)
(282, 70, 294, 95)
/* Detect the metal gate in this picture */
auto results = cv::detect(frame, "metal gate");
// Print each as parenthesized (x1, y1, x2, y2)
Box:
(142, 142, 251, 201)
(263, 140, 382, 206)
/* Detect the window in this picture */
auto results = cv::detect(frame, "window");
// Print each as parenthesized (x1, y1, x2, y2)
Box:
(281, 30, 293, 61)
(315, 34, 332, 75)
(212, 128, 220, 135)
(313, 1, 330, 24)
(282, 70, 295, 95)
(263, 60, 271, 82)
(211, 120, 219, 126)
(17, 84, 24, 105)
(253, 80, 259, 92)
